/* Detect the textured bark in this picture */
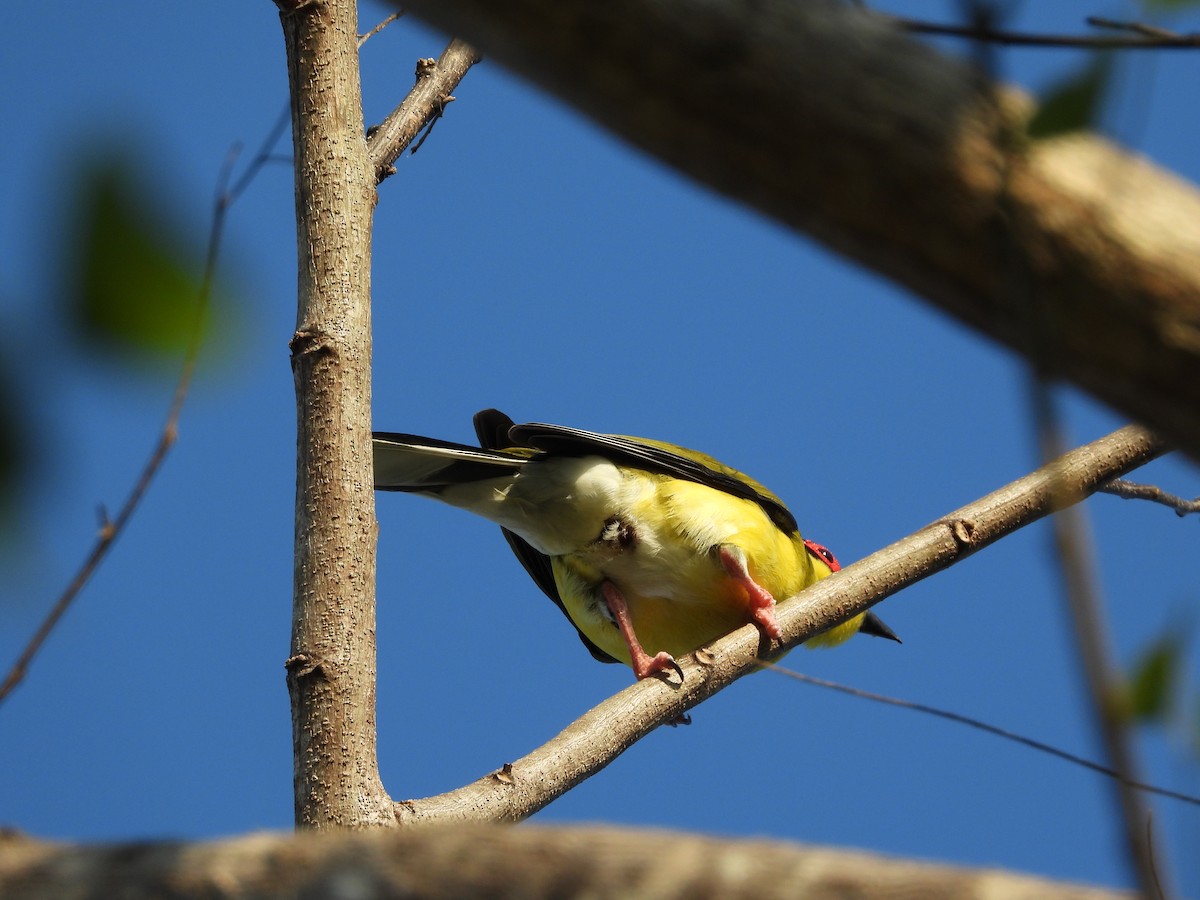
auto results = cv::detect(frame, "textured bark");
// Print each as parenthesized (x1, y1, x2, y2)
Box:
(0, 825, 1133, 899)
(397, 0, 1200, 460)
(276, 0, 391, 828)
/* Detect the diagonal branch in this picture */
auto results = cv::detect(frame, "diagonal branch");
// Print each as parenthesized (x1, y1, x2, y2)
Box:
(394, 0, 1200, 462)
(366, 38, 481, 184)
(394, 425, 1162, 824)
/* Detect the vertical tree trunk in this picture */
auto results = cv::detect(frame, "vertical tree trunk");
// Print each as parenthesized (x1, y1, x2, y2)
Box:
(276, 0, 392, 829)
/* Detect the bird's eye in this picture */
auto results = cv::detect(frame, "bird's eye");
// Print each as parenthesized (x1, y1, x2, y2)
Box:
(803, 538, 841, 572)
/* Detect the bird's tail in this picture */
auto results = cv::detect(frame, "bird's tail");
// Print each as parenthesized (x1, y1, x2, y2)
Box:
(372, 431, 527, 493)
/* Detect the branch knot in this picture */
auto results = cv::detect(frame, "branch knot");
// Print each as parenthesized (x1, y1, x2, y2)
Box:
(289, 327, 337, 361)
(948, 518, 978, 551)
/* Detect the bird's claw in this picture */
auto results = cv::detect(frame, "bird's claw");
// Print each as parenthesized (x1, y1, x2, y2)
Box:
(633, 650, 682, 682)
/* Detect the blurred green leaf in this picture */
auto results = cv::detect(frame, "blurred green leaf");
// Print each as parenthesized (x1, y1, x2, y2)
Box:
(1027, 56, 1112, 140)
(1124, 636, 1181, 723)
(69, 159, 210, 358)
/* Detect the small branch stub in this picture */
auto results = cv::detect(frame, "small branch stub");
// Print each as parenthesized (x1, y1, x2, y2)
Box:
(493, 763, 516, 785)
(288, 328, 335, 360)
(284, 653, 328, 681)
(950, 518, 976, 548)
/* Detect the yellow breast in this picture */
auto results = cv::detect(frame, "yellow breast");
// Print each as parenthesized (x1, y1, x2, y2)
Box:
(551, 472, 821, 666)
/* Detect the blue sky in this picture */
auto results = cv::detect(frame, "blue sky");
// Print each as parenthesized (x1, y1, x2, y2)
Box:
(1, 1, 1198, 893)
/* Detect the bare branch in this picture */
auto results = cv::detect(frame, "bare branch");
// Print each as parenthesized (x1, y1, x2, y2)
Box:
(394, 426, 1161, 824)
(275, 0, 391, 828)
(1101, 478, 1200, 516)
(366, 38, 481, 184)
(395, 0, 1200, 462)
(0, 824, 1135, 899)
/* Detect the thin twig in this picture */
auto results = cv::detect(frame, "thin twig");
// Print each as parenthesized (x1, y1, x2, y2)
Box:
(1100, 478, 1200, 517)
(230, 106, 291, 201)
(756, 662, 1200, 808)
(409, 99, 451, 155)
(358, 11, 404, 49)
(887, 14, 1200, 49)
(0, 119, 285, 707)
(1086, 17, 1180, 41)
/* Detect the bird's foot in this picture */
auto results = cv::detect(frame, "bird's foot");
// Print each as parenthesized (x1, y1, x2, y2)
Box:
(717, 544, 782, 641)
(601, 581, 683, 681)
(631, 649, 683, 681)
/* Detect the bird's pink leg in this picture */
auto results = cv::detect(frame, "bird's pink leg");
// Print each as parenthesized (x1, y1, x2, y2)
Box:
(718, 544, 782, 641)
(601, 581, 680, 680)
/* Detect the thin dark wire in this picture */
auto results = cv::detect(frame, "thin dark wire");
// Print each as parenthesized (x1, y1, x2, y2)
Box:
(1088, 17, 1178, 41)
(757, 661, 1200, 808)
(888, 14, 1200, 49)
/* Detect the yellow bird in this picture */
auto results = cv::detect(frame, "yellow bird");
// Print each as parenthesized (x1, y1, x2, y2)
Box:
(373, 410, 897, 679)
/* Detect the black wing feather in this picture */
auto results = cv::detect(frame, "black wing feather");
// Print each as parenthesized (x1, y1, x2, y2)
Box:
(498, 526, 618, 664)
(473, 409, 619, 664)
(509, 421, 798, 533)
